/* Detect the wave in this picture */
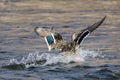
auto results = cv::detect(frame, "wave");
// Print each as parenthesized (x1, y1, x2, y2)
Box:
(2, 48, 105, 69)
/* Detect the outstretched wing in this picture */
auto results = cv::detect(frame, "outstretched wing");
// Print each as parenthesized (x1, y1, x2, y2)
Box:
(34, 27, 54, 37)
(34, 27, 63, 51)
(72, 16, 106, 45)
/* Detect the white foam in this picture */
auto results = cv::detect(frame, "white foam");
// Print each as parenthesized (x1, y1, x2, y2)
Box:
(8, 48, 104, 68)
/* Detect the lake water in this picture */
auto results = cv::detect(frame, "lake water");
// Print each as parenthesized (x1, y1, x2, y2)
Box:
(0, 0, 120, 80)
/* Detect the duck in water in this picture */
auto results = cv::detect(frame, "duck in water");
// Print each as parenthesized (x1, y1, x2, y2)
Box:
(34, 16, 106, 53)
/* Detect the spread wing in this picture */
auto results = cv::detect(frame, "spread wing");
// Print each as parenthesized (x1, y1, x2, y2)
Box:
(72, 16, 106, 45)
(34, 27, 54, 37)
(34, 27, 63, 51)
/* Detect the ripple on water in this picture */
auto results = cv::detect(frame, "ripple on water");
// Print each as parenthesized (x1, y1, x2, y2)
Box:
(85, 67, 120, 80)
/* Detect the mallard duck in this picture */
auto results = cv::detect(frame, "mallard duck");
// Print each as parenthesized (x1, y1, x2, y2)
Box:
(34, 16, 106, 53)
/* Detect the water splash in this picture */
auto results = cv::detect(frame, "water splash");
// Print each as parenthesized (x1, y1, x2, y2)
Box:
(4, 48, 105, 69)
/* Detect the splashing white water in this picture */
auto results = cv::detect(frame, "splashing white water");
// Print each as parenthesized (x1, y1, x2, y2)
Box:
(8, 48, 104, 68)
